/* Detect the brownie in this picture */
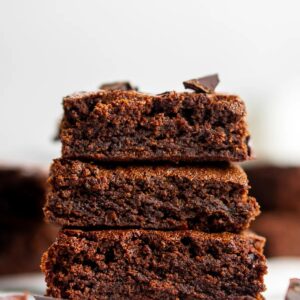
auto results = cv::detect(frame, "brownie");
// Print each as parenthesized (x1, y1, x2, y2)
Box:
(252, 212, 300, 257)
(0, 222, 58, 275)
(246, 165, 300, 211)
(44, 159, 259, 232)
(0, 166, 46, 222)
(60, 90, 251, 162)
(0, 166, 58, 275)
(42, 229, 266, 300)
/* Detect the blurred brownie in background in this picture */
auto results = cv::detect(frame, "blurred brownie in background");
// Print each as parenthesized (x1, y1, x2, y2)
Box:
(246, 165, 300, 211)
(0, 166, 58, 275)
(252, 212, 300, 257)
(246, 165, 300, 257)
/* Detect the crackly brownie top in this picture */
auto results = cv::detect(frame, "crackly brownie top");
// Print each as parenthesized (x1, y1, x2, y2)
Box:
(63, 90, 246, 116)
(53, 159, 248, 186)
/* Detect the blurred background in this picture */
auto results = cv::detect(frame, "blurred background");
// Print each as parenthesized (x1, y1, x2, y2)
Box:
(0, 0, 300, 299)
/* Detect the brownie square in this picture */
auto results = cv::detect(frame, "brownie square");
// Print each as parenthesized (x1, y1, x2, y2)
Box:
(44, 159, 259, 232)
(60, 90, 251, 162)
(252, 212, 300, 257)
(42, 229, 266, 299)
(246, 165, 300, 211)
(0, 166, 58, 275)
(0, 222, 58, 275)
(0, 166, 46, 222)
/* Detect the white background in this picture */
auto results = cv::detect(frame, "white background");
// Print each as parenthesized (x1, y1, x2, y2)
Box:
(1, 0, 300, 166)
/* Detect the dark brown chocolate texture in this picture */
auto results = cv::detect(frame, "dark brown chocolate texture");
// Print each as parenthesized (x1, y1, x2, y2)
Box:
(60, 90, 251, 162)
(44, 159, 259, 232)
(42, 229, 267, 300)
(183, 74, 220, 93)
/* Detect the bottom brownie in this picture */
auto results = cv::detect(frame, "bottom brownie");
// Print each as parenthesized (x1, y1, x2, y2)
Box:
(42, 229, 266, 299)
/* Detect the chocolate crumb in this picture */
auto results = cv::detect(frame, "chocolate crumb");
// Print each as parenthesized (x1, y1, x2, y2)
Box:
(183, 74, 219, 93)
(99, 81, 138, 91)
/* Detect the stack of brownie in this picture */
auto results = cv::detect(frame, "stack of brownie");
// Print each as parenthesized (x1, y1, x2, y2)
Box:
(42, 76, 267, 299)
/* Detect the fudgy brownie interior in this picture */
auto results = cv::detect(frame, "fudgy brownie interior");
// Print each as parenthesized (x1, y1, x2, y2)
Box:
(42, 229, 266, 300)
(60, 90, 251, 162)
(44, 159, 259, 232)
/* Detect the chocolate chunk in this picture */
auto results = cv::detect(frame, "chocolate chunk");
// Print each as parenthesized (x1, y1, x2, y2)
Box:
(183, 74, 219, 93)
(286, 278, 300, 300)
(99, 81, 138, 91)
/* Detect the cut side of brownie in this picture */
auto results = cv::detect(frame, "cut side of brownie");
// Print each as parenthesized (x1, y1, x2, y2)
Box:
(44, 159, 259, 232)
(60, 90, 251, 162)
(42, 229, 266, 300)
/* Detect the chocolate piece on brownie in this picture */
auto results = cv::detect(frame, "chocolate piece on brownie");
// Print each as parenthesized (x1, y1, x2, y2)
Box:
(99, 81, 138, 91)
(44, 159, 259, 232)
(60, 90, 251, 162)
(42, 229, 266, 300)
(183, 74, 220, 93)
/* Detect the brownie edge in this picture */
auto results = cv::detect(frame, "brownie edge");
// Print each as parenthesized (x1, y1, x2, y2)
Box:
(42, 229, 266, 300)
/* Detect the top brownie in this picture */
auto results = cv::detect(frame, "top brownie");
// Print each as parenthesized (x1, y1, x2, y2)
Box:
(60, 90, 251, 162)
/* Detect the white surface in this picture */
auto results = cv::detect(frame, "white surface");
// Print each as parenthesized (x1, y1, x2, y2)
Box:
(1, 0, 300, 166)
(0, 273, 45, 294)
(264, 258, 300, 300)
(0, 258, 299, 299)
